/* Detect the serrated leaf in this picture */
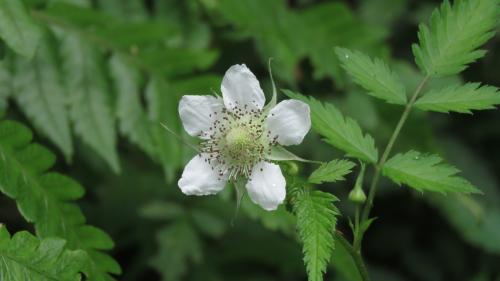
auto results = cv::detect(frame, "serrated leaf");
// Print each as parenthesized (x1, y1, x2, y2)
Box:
(0, 225, 86, 281)
(415, 83, 500, 113)
(284, 90, 378, 163)
(0, 0, 42, 58)
(0, 120, 121, 281)
(60, 33, 120, 172)
(110, 54, 156, 156)
(13, 35, 73, 161)
(383, 150, 481, 194)
(412, 0, 499, 76)
(151, 221, 202, 281)
(308, 159, 356, 184)
(300, 3, 386, 86)
(336, 47, 407, 105)
(146, 76, 182, 181)
(290, 182, 339, 281)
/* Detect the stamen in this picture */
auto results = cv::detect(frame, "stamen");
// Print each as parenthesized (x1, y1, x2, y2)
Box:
(198, 104, 274, 181)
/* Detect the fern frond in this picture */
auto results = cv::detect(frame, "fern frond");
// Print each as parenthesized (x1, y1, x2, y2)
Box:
(290, 181, 339, 281)
(60, 33, 120, 172)
(0, 120, 121, 281)
(13, 35, 73, 161)
(412, 0, 499, 76)
(0, 225, 85, 281)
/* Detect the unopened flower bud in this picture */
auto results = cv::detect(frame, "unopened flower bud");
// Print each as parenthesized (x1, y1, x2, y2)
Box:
(349, 188, 366, 204)
(349, 163, 366, 204)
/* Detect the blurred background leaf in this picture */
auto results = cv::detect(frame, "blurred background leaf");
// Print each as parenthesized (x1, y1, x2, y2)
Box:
(0, 0, 499, 281)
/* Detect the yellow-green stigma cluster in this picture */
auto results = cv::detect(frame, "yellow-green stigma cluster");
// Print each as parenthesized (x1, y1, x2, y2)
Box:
(199, 103, 278, 180)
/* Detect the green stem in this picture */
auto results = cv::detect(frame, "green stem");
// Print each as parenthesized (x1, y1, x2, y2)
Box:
(361, 75, 430, 223)
(353, 204, 361, 251)
(335, 232, 370, 281)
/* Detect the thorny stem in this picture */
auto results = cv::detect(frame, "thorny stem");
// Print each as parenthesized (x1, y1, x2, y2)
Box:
(359, 75, 430, 235)
(335, 231, 371, 281)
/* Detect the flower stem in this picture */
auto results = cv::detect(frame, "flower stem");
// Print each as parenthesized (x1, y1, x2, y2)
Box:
(360, 76, 430, 226)
(335, 232, 371, 281)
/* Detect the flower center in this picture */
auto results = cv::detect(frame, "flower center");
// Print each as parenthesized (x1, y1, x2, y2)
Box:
(199, 105, 277, 180)
(225, 127, 252, 156)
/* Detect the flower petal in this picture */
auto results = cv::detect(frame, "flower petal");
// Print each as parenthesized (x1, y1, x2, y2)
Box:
(221, 64, 265, 111)
(245, 162, 286, 211)
(178, 154, 227, 196)
(265, 100, 311, 146)
(179, 95, 223, 139)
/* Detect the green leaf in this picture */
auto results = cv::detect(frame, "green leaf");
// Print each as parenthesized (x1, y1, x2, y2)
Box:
(330, 235, 362, 281)
(13, 35, 73, 161)
(412, 0, 499, 76)
(284, 90, 378, 163)
(146, 76, 183, 181)
(110, 54, 155, 156)
(335, 47, 407, 105)
(0, 0, 42, 58)
(0, 120, 121, 281)
(383, 150, 481, 194)
(415, 83, 500, 113)
(0, 225, 86, 281)
(42, 1, 217, 76)
(241, 196, 296, 234)
(0, 57, 13, 117)
(308, 159, 356, 184)
(205, 0, 301, 83)
(290, 182, 339, 281)
(151, 221, 202, 281)
(60, 33, 120, 172)
(297, 2, 385, 86)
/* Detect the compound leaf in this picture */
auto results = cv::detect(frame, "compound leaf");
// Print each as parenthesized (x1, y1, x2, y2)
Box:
(110, 54, 155, 156)
(415, 83, 500, 113)
(383, 150, 481, 194)
(0, 225, 86, 281)
(0, 120, 121, 281)
(284, 90, 378, 163)
(60, 33, 120, 172)
(13, 35, 73, 161)
(0, 0, 42, 58)
(336, 47, 407, 104)
(290, 180, 339, 281)
(412, 0, 499, 76)
(308, 159, 356, 184)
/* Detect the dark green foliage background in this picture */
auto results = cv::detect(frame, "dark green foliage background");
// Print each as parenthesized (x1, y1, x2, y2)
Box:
(1, 0, 499, 280)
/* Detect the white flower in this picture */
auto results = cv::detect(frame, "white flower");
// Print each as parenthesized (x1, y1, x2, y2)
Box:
(177, 64, 311, 211)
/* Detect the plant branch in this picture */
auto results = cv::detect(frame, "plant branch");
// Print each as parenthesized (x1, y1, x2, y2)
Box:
(335, 231, 370, 281)
(361, 75, 430, 222)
